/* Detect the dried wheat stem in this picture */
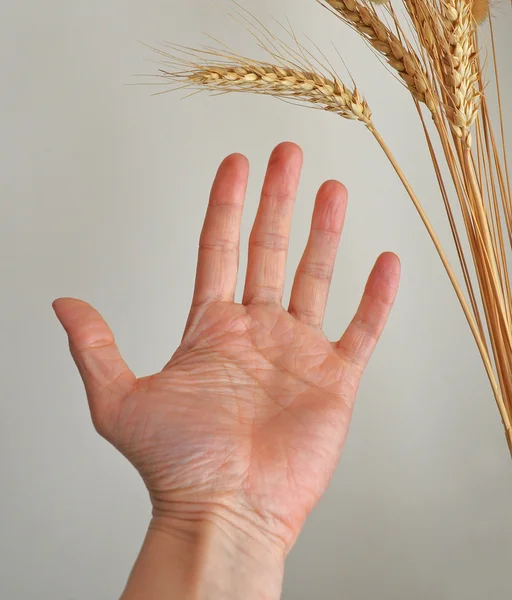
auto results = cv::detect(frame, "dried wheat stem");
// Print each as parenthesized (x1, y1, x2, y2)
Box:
(371, 128, 508, 435)
(463, 146, 512, 329)
(163, 64, 373, 126)
(323, 0, 438, 113)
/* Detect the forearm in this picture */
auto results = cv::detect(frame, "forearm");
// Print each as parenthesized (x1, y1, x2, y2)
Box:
(120, 513, 285, 600)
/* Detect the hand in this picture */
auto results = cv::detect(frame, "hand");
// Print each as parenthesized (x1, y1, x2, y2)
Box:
(54, 143, 400, 599)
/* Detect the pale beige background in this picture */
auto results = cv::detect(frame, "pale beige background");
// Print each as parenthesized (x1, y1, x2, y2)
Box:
(1, 1, 512, 598)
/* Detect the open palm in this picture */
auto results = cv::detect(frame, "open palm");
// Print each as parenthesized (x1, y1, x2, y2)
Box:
(54, 143, 400, 552)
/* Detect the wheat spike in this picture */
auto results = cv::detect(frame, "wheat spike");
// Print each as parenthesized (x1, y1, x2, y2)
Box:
(438, 0, 480, 144)
(161, 62, 373, 126)
(322, 0, 438, 113)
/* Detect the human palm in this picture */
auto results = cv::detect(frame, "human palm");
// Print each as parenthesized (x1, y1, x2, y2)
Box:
(54, 143, 399, 552)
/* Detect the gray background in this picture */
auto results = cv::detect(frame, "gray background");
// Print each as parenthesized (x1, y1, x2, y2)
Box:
(1, 0, 512, 598)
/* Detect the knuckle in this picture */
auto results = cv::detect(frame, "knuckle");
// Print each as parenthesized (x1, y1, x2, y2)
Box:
(301, 314, 322, 327)
(244, 284, 282, 304)
(261, 189, 294, 204)
(351, 317, 379, 341)
(297, 261, 333, 282)
(199, 239, 239, 254)
(250, 231, 289, 252)
(291, 307, 322, 327)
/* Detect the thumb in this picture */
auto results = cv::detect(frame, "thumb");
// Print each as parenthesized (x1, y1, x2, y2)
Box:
(53, 298, 136, 432)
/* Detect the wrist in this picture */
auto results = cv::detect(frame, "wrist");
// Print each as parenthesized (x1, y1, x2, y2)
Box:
(121, 509, 285, 600)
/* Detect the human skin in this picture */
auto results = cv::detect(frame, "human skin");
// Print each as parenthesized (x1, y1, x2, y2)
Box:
(53, 142, 400, 599)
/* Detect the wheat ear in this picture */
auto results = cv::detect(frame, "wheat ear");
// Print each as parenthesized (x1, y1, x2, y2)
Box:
(163, 63, 373, 126)
(438, 0, 480, 145)
(321, 0, 438, 113)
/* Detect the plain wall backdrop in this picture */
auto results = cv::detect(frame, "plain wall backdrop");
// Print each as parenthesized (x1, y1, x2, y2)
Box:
(1, 1, 512, 598)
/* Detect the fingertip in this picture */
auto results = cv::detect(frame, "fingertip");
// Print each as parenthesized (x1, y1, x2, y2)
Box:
(269, 141, 303, 168)
(53, 296, 80, 307)
(375, 252, 401, 281)
(318, 179, 348, 201)
(52, 297, 90, 320)
(380, 251, 400, 265)
(52, 299, 114, 350)
(52, 297, 79, 320)
(312, 180, 348, 233)
(217, 153, 250, 186)
(316, 180, 348, 212)
(210, 152, 250, 208)
(221, 152, 249, 173)
(366, 252, 401, 304)
(52, 297, 63, 313)
(273, 141, 303, 155)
